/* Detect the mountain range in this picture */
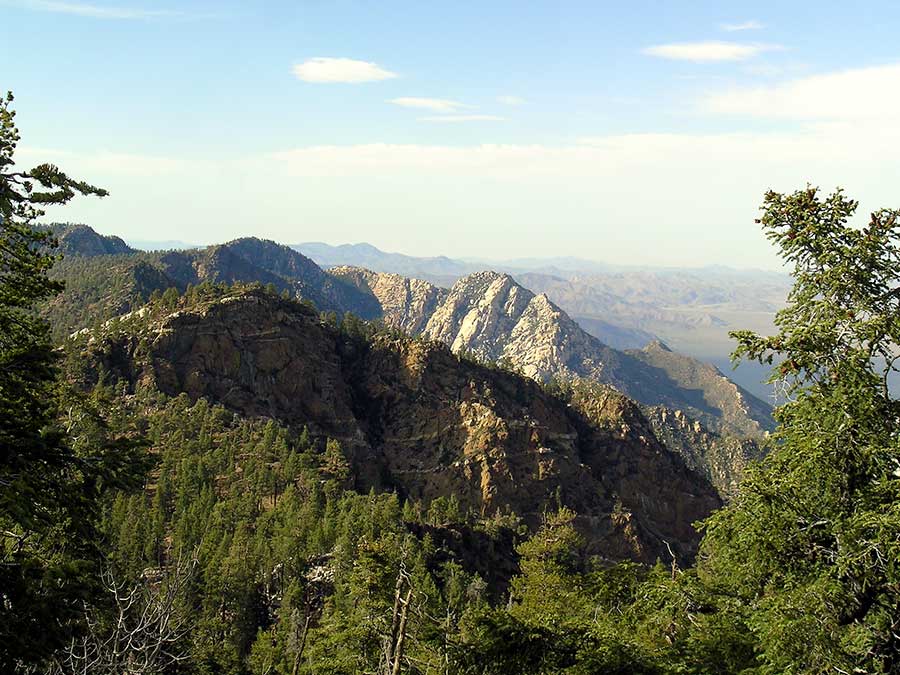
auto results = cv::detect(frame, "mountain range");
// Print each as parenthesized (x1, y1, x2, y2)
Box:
(296, 240, 789, 400)
(330, 266, 772, 440)
(44, 223, 773, 497)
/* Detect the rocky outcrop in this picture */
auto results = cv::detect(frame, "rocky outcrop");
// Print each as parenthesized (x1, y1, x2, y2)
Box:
(46, 223, 135, 257)
(330, 266, 447, 334)
(78, 290, 721, 565)
(332, 268, 773, 439)
(629, 341, 774, 438)
(645, 406, 767, 498)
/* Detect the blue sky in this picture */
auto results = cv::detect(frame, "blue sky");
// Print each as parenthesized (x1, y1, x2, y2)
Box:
(5, 0, 900, 268)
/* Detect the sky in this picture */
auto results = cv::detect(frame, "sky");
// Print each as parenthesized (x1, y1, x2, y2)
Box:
(4, 0, 900, 269)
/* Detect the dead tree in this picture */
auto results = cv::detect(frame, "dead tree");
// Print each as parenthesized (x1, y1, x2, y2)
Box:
(47, 553, 197, 675)
(381, 563, 413, 675)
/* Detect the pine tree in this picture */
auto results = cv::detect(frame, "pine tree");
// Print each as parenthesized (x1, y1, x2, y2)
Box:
(0, 91, 110, 669)
(701, 187, 900, 673)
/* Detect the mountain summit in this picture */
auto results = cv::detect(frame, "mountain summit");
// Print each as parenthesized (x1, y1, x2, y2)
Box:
(332, 267, 773, 439)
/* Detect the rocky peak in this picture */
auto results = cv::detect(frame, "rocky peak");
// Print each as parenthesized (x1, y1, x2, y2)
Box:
(46, 223, 135, 257)
(645, 339, 673, 352)
(330, 266, 773, 441)
(425, 272, 533, 358)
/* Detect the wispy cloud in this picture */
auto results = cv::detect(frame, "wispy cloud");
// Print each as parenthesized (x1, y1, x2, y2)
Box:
(704, 62, 900, 121)
(643, 41, 782, 63)
(419, 115, 505, 123)
(293, 57, 398, 83)
(720, 20, 764, 32)
(389, 97, 470, 112)
(15, 0, 182, 19)
(496, 95, 525, 106)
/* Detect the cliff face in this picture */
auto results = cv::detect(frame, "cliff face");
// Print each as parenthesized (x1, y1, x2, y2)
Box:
(331, 268, 773, 439)
(330, 266, 448, 335)
(79, 290, 721, 564)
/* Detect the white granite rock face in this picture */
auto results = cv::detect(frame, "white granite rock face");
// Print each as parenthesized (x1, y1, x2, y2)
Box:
(330, 266, 773, 439)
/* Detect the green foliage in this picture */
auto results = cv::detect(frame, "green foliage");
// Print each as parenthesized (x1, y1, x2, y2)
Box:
(78, 389, 505, 674)
(703, 187, 900, 673)
(0, 91, 119, 670)
(446, 187, 900, 675)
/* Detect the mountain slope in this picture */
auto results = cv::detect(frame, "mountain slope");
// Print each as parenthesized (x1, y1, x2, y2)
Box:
(332, 267, 773, 439)
(645, 406, 767, 498)
(42, 228, 381, 337)
(72, 288, 721, 564)
(297, 241, 787, 399)
(296, 241, 471, 286)
(166, 238, 382, 319)
(45, 222, 135, 257)
(630, 340, 774, 437)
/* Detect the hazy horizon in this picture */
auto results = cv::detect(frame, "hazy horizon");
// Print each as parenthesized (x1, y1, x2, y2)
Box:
(9, 0, 900, 269)
(100, 230, 790, 275)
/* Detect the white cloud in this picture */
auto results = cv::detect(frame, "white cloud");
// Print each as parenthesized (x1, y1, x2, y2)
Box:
(23, 64, 900, 268)
(497, 95, 525, 105)
(389, 97, 469, 112)
(418, 115, 505, 123)
(27, 122, 900, 269)
(721, 20, 764, 32)
(293, 57, 397, 83)
(643, 41, 781, 63)
(705, 62, 900, 120)
(16, 0, 180, 19)
(262, 124, 900, 177)
(17, 147, 196, 174)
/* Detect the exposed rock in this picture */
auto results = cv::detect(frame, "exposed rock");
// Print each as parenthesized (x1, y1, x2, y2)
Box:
(330, 266, 447, 334)
(78, 290, 721, 565)
(47, 225, 772, 496)
(332, 267, 773, 440)
(645, 405, 767, 498)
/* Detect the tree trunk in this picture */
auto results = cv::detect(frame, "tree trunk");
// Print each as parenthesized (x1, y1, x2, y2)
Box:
(391, 587, 413, 675)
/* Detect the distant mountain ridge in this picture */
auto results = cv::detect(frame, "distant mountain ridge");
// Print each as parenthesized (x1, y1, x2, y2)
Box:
(47, 224, 772, 438)
(42, 226, 380, 338)
(330, 266, 773, 439)
(296, 240, 788, 399)
(44, 222, 135, 257)
(295, 241, 472, 287)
